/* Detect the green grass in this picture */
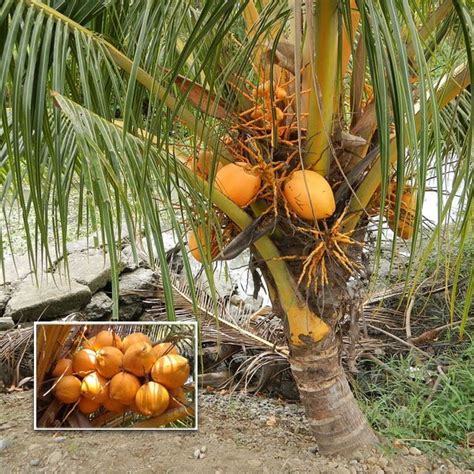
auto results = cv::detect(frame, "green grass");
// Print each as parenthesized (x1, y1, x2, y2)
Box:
(356, 339, 473, 467)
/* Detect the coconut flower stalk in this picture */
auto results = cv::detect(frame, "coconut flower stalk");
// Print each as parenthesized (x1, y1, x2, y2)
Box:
(2, 0, 472, 455)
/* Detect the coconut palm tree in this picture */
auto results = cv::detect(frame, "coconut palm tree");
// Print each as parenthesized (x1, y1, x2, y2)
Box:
(0, 0, 471, 455)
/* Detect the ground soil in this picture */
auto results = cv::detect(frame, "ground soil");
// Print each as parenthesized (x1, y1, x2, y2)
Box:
(0, 390, 468, 473)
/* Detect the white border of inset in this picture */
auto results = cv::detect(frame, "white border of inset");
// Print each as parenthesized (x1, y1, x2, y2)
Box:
(33, 321, 198, 431)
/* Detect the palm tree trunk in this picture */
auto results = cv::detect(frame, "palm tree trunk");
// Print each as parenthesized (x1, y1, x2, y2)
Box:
(289, 330, 378, 455)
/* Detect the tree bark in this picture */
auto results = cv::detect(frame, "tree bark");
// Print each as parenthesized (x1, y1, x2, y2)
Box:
(289, 331, 378, 455)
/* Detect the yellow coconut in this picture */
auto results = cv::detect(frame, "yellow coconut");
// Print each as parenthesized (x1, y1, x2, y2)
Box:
(151, 354, 190, 390)
(109, 372, 141, 405)
(123, 342, 155, 377)
(283, 170, 336, 220)
(151, 342, 179, 361)
(188, 228, 219, 263)
(72, 349, 97, 378)
(51, 358, 73, 378)
(134, 381, 170, 417)
(103, 396, 127, 414)
(80, 372, 108, 403)
(215, 162, 261, 207)
(168, 386, 187, 409)
(122, 333, 151, 353)
(95, 346, 123, 379)
(92, 330, 123, 351)
(78, 397, 101, 415)
(54, 375, 82, 404)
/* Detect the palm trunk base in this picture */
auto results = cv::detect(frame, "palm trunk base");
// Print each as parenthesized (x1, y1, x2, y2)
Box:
(290, 334, 378, 456)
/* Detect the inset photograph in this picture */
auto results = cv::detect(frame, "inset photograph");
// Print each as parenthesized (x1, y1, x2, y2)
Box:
(34, 322, 196, 430)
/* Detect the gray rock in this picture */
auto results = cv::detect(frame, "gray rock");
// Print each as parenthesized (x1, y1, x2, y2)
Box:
(200, 446, 207, 453)
(66, 237, 96, 254)
(82, 292, 113, 320)
(47, 450, 62, 465)
(198, 452, 206, 459)
(409, 446, 422, 456)
(30, 459, 40, 466)
(0, 284, 14, 316)
(60, 250, 118, 293)
(53, 436, 66, 443)
(193, 448, 201, 459)
(119, 303, 143, 321)
(0, 438, 11, 450)
(121, 245, 148, 271)
(0, 316, 14, 330)
(0, 254, 32, 285)
(5, 273, 91, 322)
(119, 268, 157, 305)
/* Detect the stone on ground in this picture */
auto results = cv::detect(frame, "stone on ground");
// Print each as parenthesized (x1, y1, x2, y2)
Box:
(0, 284, 15, 317)
(0, 316, 14, 330)
(81, 291, 113, 320)
(4, 274, 91, 322)
(58, 250, 120, 293)
(0, 255, 32, 285)
(118, 268, 157, 320)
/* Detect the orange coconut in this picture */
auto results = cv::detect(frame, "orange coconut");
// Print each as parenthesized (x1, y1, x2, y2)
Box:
(283, 170, 336, 220)
(103, 396, 127, 414)
(92, 330, 123, 351)
(54, 375, 82, 404)
(215, 163, 261, 207)
(134, 381, 170, 416)
(168, 386, 187, 409)
(83, 336, 96, 350)
(151, 342, 179, 361)
(151, 354, 190, 390)
(253, 80, 288, 103)
(109, 372, 141, 405)
(78, 397, 101, 415)
(51, 358, 73, 378)
(95, 346, 123, 378)
(186, 150, 218, 179)
(121, 332, 151, 353)
(388, 184, 416, 239)
(188, 228, 219, 263)
(80, 372, 108, 403)
(72, 349, 97, 378)
(123, 342, 155, 377)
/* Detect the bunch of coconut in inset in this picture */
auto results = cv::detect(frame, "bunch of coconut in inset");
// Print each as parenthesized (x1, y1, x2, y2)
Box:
(51, 330, 190, 418)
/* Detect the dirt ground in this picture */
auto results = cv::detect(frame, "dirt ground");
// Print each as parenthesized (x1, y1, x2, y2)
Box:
(0, 390, 469, 474)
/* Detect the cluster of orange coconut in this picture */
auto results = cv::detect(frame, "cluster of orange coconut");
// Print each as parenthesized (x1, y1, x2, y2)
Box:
(184, 75, 416, 274)
(186, 160, 337, 262)
(51, 330, 190, 418)
(185, 78, 337, 262)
